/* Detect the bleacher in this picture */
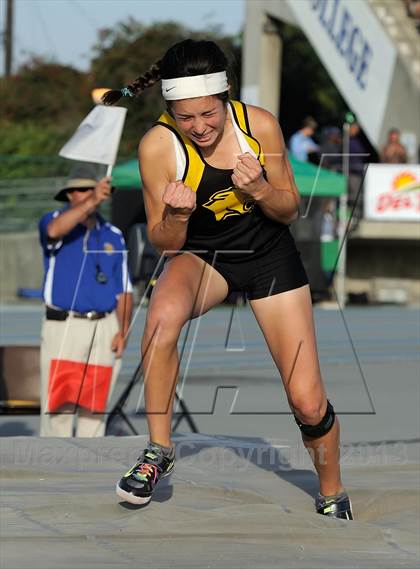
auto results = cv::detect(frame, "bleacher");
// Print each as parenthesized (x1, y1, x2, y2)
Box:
(369, 0, 420, 91)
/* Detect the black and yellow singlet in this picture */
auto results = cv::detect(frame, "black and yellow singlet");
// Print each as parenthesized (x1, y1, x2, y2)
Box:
(156, 100, 289, 263)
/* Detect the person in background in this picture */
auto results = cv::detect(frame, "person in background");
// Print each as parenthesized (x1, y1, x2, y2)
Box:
(320, 127, 342, 172)
(380, 128, 408, 164)
(348, 122, 368, 223)
(320, 198, 338, 287)
(38, 165, 133, 437)
(319, 127, 341, 290)
(348, 122, 367, 176)
(289, 116, 320, 163)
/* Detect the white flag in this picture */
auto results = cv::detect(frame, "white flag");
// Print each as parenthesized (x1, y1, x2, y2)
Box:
(59, 105, 127, 166)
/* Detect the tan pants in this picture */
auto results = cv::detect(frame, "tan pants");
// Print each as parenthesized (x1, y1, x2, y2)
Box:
(40, 312, 121, 437)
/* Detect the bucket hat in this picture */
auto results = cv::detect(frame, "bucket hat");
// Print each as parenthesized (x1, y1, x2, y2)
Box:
(54, 164, 99, 202)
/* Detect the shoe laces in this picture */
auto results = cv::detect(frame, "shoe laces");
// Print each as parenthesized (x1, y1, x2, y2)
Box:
(134, 462, 158, 482)
(139, 463, 156, 476)
(134, 446, 165, 473)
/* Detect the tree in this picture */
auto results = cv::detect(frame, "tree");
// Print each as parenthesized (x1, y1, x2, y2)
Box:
(0, 57, 90, 122)
(0, 57, 92, 177)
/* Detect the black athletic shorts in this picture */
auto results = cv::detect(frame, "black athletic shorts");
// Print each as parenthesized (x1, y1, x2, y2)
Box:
(192, 230, 309, 301)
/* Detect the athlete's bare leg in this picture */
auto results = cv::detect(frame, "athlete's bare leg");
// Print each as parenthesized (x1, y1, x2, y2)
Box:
(250, 284, 343, 497)
(142, 253, 228, 448)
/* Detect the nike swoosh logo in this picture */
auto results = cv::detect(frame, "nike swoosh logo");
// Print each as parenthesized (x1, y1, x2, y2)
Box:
(165, 87, 176, 92)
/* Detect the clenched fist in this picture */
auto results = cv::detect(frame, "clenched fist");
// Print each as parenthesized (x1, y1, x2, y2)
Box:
(163, 180, 196, 220)
(231, 153, 267, 199)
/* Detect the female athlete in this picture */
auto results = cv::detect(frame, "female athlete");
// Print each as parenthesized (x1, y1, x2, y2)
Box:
(104, 39, 353, 520)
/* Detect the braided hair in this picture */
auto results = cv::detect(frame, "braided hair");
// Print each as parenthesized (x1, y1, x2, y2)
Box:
(102, 61, 162, 105)
(102, 39, 229, 106)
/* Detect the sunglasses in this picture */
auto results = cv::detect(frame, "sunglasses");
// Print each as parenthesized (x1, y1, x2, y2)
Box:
(67, 187, 95, 193)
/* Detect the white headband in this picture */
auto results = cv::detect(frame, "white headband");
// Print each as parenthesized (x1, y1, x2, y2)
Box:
(161, 71, 228, 100)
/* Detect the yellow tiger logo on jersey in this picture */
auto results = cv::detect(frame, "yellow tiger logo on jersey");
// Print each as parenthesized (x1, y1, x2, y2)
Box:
(203, 187, 254, 221)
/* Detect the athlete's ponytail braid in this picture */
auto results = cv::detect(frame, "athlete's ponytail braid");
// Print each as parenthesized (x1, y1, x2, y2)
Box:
(102, 60, 162, 105)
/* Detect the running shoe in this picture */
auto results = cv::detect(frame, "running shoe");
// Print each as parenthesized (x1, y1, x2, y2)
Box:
(116, 443, 175, 505)
(316, 491, 353, 520)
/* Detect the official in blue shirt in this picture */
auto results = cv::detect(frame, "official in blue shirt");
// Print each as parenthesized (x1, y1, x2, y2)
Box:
(38, 165, 133, 437)
(39, 209, 131, 314)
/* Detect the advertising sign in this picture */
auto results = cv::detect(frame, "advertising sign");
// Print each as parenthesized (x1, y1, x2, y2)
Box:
(364, 164, 420, 221)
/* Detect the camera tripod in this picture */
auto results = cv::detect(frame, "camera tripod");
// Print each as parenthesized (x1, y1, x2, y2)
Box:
(105, 361, 198, 435)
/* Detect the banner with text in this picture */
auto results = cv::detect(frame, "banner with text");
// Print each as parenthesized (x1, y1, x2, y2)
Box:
(286, 0, 397, 146)
(364, 164, 420, 221)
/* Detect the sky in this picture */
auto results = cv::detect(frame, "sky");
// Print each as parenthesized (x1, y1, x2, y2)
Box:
(1, 0, 245, 74)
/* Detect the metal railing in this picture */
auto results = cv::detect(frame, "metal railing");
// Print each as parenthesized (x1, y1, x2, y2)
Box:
(0, 177, 111, 233)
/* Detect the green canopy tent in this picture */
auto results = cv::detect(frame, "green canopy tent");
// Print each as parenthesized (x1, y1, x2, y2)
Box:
(112, 156, 346, 196)
(112, 159, 142, 190)
(288, 156, 345, 197)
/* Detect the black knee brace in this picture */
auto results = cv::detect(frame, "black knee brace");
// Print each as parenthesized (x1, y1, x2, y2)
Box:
(294, 400, 335, 439)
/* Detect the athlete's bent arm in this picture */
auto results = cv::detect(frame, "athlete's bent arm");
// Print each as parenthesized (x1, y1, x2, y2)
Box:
(139, 127, 196, 255)
(232, 107, 300, 225)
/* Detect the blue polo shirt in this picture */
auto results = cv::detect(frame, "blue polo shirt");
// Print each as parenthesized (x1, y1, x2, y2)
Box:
(39, 209, 132, 313)
(289, 131, 320, 162)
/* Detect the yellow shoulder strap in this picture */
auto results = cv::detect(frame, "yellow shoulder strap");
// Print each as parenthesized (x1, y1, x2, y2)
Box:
(156, 112, 205, 192)
(229, 100, 265, 167)
(229, 99, 248, 132)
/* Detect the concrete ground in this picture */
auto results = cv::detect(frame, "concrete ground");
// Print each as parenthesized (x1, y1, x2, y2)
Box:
(0, 303, 419, 568)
